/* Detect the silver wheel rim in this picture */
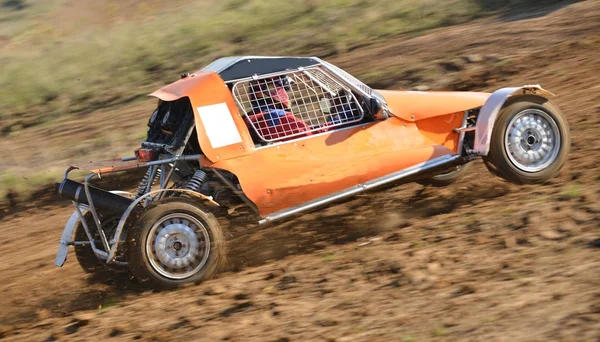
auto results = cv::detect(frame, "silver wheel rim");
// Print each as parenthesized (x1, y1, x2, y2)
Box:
(504, 108, 561, 173)
(146, 213, 210, 280)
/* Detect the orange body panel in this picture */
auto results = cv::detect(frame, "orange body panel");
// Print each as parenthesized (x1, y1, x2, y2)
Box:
(205, 117, 455, 216)
(377, 90, 490, 121)
(150, 73, 481, 216)
(150, 72, 254, 162)
(416, 112, 464, 151)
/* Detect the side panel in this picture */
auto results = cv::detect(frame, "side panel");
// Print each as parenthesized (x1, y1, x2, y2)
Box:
(151, 72, 255, 162)
(415, 112, 464, 151)
(206, 117, 456, 216)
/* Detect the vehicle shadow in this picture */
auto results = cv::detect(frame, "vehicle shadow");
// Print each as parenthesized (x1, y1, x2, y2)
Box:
(225, 175, 511, 271)
(400, 182, 511, 219)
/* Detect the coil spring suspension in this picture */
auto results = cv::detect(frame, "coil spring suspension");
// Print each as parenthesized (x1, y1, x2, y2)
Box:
(135, 168, 161, 198)
(185, 170, 208, 193)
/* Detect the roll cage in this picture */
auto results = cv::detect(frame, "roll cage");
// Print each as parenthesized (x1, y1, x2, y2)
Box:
(56, 57, 386, 266)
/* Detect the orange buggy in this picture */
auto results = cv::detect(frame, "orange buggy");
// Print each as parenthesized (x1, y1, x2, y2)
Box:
(55, 56, 570, 288)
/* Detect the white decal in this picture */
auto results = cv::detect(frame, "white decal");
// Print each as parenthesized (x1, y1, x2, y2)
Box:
(197, 103, 242, 148)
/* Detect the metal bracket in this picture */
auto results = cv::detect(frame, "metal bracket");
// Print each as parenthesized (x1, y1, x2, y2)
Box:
(83, 173, 111, 252)
(454, 126, 476, 133)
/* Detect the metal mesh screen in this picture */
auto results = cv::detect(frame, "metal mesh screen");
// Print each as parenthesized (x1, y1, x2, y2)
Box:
(232, 68, 364, 143)
(321, 60, 372, 97)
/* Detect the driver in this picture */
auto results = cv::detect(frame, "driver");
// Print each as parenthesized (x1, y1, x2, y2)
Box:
(247, 76, 310, 142)
(327, 88, 359, 124)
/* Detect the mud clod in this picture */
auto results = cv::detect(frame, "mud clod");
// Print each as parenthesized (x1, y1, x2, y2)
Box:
(168, 317, 190, 330)
(316, 320, 338, 327)
(64, 318, 89, 334)
(220, 301, 253, 317)
(588, 238, 600, 249)
(108, 328, 122, 337)
(275, 276, 297, 290)
(234, 292, 250, 300)
(264, 273, 278, 281)
(387, 278, 407, 288)
(453, 284, 476, 297)
(540, 229, 565, 241)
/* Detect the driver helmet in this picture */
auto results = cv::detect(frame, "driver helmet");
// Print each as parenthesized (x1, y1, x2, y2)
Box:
(249, 75, 293, 110)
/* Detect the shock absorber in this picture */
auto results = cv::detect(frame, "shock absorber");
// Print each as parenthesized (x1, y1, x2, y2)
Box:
(185, 169, 208, 193)
(135, 168, 161, 198)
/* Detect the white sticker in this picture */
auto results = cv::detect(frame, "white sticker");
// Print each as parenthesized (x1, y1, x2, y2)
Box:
(197, 103, 242, 149)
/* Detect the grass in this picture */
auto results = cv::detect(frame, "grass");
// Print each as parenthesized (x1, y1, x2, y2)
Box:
(0, 0, 503, 132)
(560, 182, 582, 200)
(483, 315, 498, 323)
(431, 325, 448, 337)
(502, 208, 515, 215)
(322, 252, 337, 262)
(0, 0, 531, 204)
(98, 296, 117, 313)
(0, 170, 56, 199)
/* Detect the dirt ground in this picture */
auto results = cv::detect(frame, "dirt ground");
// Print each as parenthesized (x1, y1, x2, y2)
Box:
(1, 1, 600, 341)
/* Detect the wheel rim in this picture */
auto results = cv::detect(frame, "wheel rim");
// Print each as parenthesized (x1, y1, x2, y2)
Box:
(504, 108, 561, 173)
(146, 213, 211, 280)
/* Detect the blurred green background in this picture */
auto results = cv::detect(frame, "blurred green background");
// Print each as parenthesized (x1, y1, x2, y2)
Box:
(0, 0, 552, 201)
(1, 0, 531, 130)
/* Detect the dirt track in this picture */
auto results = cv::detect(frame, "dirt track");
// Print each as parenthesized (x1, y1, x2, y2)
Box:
(1, 1, 600, 341)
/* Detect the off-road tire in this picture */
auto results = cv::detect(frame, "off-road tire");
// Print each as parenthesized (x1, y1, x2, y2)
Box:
(127, 197, 224, 289)
(484, 95, 570, 184)
(73, 213, 126, 275)
(74, 221, 108, 274)
(417, 162, 473, 187)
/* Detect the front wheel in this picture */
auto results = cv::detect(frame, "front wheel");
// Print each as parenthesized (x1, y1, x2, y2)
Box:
(127, 198, 224, 289)
(484, 95, 570, 184)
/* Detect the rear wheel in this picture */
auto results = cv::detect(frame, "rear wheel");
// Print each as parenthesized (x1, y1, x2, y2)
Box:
(484, 95, 570, 184)
(127, 198, 224, 289)
(74, 213, 125, 274)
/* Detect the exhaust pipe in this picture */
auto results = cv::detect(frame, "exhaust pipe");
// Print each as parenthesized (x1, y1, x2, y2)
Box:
(56, 179, 133, 214)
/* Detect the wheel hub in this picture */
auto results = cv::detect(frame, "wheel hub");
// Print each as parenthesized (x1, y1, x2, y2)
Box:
(172, 241, 183, 251)
(154, 223, 199, 268)
(147, 213, 210, 280)
(505, 109, 560, 173)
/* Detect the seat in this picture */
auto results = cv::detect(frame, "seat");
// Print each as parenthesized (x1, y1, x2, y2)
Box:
(246, 112, 311, 143)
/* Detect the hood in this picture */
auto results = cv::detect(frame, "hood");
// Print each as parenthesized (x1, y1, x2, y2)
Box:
(376, 89, 491, 121)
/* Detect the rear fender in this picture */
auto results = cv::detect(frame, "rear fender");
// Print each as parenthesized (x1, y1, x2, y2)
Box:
(56, 189, 219, 267)
(55, 209, 86, 267)
(472, 85, 554, 156)
(55, 190, 135, 267)
(105, 188, 219, 264)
